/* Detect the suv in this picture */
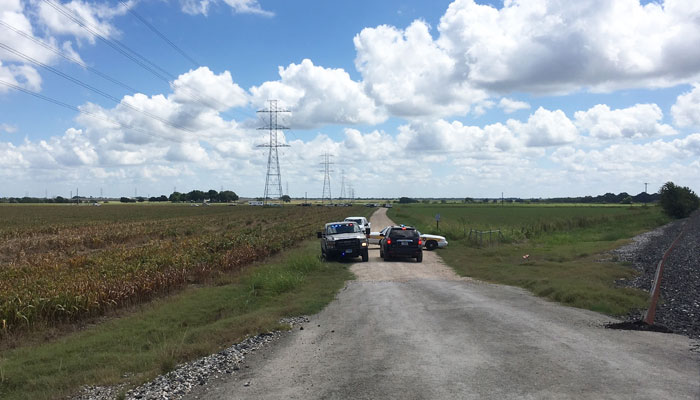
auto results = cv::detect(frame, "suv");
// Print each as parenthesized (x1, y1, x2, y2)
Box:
(317, 221, 369, 262)
(379, 226, 423, 262)
(344, 217, 370, 235)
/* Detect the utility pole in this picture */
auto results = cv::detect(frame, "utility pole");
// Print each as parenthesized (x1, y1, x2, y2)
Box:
(320, 152, 334, 204)
(257, 100, 290, 205)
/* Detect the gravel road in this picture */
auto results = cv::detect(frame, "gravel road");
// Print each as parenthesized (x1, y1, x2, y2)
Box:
(185, 208, 700, 400)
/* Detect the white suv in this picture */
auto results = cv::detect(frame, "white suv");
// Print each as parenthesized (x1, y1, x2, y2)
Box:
(344, 217, 370, 235)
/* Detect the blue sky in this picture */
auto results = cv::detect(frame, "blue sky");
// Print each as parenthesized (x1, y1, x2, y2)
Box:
(1, 0, 699, 199)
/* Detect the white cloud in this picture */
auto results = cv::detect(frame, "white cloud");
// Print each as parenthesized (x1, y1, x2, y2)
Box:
(354, 20, 488, 117)
(574, 103, 676, 140)
(179, 0, 272, 16)
(251, 59, 387, 129)
(171, 67, 248, 111)
(436, 0, 700, 93)
(508, 107, 578, 147)
(498, 97, 530, 113)
(37, 0, 130, 44)
(0, 123, 17, 134)
(0, 61, 42, 92)
(671, 84, 700, 128)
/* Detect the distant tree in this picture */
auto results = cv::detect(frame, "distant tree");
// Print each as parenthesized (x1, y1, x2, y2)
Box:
(440, 199, 447, 204)
(186, 190, 206, 202)
(120, 197, 135, 203)
(464, 197, 474, 203)
(620, 196, 633, 204)
(398, 197, 418, 204)
(280, 195, 291, 203)
(218, 190, 239, 202)
(169, 192, 184, 202)
(659, 182, 699, 218)
(207, 189, 218, 201)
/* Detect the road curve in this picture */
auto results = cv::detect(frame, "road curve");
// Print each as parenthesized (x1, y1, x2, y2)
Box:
(187, 208, 700, 400)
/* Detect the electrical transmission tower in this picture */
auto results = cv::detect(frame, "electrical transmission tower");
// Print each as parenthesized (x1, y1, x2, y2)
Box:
(320, 152, 334, 204)
(257, 100, 290, 205)
(339, 169, 346, 200)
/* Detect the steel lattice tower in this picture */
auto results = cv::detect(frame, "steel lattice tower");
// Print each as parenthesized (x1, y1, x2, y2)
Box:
(320, 152, 333, 204)
(257, 100, 290, 205)
(339, 169, 346, 200)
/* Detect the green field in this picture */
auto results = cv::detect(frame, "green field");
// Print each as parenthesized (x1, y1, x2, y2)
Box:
(389, 203, 668, 315)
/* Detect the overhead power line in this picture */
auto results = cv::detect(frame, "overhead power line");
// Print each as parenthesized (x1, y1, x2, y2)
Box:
(40, 0, 257, 121)
(0, 19, 138, 93)
(0, 78, 183, 143)
(0, 41, 194, 133)
(119, 1, 200, 68)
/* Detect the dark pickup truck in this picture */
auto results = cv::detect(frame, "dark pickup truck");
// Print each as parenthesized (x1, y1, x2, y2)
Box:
(317, 221, 369, 262)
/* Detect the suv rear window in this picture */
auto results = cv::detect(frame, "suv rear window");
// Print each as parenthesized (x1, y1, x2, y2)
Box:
(389, 229, 418, 239)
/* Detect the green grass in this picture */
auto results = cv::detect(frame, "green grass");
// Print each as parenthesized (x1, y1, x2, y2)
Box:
(0, 241, 353, 400)
(389, 203, 668, 315)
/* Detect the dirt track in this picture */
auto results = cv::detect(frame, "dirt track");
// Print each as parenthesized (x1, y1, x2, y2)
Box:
(186, 208, 700, 400)
(351, 208, 463, 282)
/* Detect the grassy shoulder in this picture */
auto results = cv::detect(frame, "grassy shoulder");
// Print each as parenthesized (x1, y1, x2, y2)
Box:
(0, 240, 352, 400)
(390, 204, 668, 315)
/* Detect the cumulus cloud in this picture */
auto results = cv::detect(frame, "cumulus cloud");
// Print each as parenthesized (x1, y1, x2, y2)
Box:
(574, 104, 676, 140)
(36, 0, 131, 44)
(498, 98, 530, 114)
(436, 0, 700, 93)
(179, 0, 272, 16)
(250, 59, 387, 129)
(354, 20, 488, 117)
(671, 84, 700, 128)
(0, 123, 17, 134)
(508, 107, 578, 147)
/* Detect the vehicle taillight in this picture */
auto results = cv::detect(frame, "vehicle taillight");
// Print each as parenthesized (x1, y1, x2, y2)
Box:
(418, 239, 422, 245)
(386, 238, 392, 245)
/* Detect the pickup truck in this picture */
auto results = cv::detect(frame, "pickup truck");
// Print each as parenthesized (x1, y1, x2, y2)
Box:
(317, 221, 369, 261)
(344, 216, 371, 235)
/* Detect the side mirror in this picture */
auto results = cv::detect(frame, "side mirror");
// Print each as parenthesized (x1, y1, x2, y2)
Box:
(365, 228, 370, 235)
(317, 232, 323, 239)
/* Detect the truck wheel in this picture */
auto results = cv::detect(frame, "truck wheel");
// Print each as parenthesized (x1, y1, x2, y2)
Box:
(384, 252, 391, 261)
(416, 252, 423, 262)
(362, 250, 369, 262)
(426, 241, 438, 251)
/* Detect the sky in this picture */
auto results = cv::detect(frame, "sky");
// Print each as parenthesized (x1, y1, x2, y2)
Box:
(1, 0, 700, 199)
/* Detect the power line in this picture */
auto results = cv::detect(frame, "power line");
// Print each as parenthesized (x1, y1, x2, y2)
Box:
(0, 78, 183, 143)
(40, 0, 257, 122)
(119, 1, 200, 68)
(0, 41, 195, 133)
(0, 19, 139, 93)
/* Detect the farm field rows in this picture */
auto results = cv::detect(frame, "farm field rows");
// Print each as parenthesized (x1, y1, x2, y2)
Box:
(388, 203, 670, 315)
(0, 204, 362, 336)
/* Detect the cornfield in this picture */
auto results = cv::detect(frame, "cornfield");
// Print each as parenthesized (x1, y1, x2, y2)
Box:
(0, 204, 355, 334)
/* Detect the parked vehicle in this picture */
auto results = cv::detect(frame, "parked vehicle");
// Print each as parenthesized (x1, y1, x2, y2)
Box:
(344, 216, 371, 235)
(379, 225, 423, 262)
(317, 221, 369, 261)
(370, 226, 448, 250)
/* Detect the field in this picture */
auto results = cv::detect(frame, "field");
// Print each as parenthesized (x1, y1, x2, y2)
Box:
(0, 204, 364, 337)
(389, 203, 670, 315)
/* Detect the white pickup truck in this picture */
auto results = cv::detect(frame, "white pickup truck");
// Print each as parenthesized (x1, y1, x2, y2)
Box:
(344, 216, 370, 235)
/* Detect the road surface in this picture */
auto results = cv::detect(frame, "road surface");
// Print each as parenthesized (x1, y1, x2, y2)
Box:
(187, 208, 700, 399)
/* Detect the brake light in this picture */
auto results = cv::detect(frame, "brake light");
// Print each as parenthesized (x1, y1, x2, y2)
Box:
(386, 238, 392, 245)
(418, 239, 422, 245)
(402, 227, 406, 230)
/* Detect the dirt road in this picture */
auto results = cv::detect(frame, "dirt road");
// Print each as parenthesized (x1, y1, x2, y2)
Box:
(187, 208, 700, 399)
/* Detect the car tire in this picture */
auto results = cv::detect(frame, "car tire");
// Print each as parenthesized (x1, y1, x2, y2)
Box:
(379, 246, 384, 258)
(362, 250, 369, 262)
(426, 241, 438, 251)
(384, 251, 391, 261)
(416, 252, 423, 262)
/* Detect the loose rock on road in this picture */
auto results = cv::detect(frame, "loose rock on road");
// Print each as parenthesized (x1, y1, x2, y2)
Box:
(187, 208, 700, 399)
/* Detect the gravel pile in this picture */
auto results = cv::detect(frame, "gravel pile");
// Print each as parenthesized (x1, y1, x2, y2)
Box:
(612, 211, 700, 339)
(72, 316, 310, 400)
